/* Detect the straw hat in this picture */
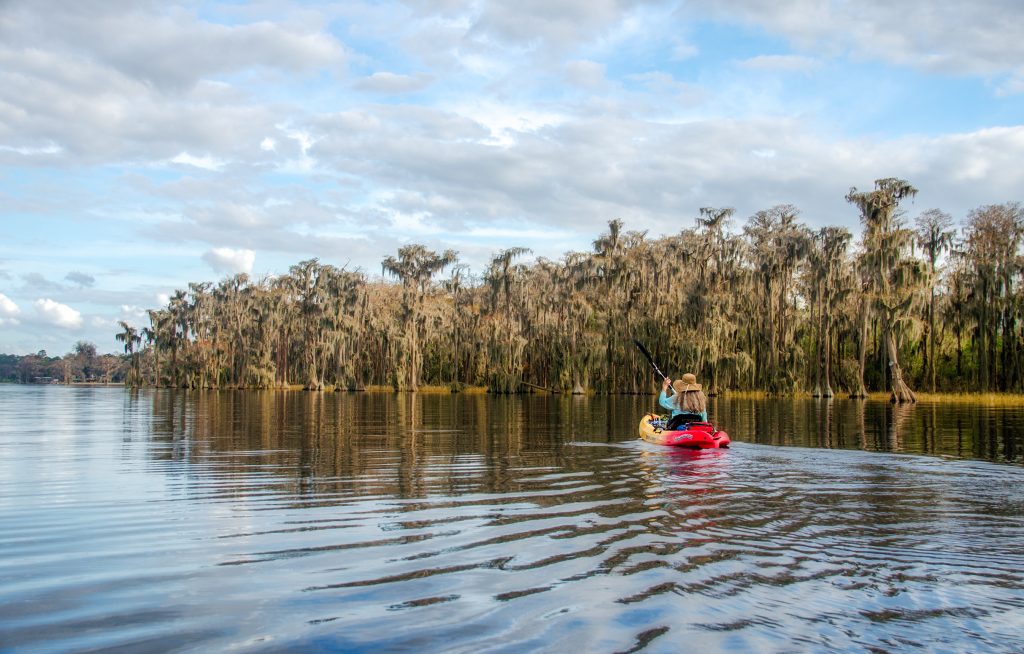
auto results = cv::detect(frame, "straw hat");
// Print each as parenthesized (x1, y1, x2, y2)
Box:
(672, 373, 702, 393)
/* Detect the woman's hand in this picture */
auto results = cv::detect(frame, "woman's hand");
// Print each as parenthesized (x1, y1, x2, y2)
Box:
(661, 377, 671, 391)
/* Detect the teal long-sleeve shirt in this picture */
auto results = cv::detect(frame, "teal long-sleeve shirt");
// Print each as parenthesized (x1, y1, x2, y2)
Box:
(658, 390, 707, 422)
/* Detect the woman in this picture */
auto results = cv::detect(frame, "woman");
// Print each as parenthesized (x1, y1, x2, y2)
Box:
(659, 372, 708, 429)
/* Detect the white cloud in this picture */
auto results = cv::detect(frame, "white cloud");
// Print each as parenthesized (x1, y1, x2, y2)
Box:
(0, 142, 63, 156)
(354, 72, 434, 94)
(64, 271, 95, 287)
(305, 103, 1024, 240)
(0, 44, 285, 166)
(0, 293, 21, 326)
(3, 0, 1024, 359)
(171, 152, 225, 171)
(3, 2, 345, 91)
(689, 0, 1024, 78)
(0, 293, 21, 316)
(565, 60, 606, 88)
(469, 0, 659, 50)
(628, 71, 696, 95)
(738, 55, 821, 73)
(467, 225, 570, 239)
(438, 101, 566, 145)
(996, 74, 1024, 97)
(34, 298, 82, 329)
(671, 40, 699, 61)
(202, 247, 256, 275)
(120, 305, 148, 321)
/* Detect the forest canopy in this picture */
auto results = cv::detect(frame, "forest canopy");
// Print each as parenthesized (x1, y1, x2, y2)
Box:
(109, 180, 1021, 401)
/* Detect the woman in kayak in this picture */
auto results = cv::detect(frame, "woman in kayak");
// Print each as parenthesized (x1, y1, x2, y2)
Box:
(659, 373, 708, 429)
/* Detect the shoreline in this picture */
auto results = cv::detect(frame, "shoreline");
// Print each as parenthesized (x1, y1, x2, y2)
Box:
(7, 382, 1024, 404)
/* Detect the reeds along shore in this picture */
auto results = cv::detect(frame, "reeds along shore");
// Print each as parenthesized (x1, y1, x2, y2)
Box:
(101, 179, 1020, 401)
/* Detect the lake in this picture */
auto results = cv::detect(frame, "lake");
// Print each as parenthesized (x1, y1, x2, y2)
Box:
(1, 386, 1023, 653)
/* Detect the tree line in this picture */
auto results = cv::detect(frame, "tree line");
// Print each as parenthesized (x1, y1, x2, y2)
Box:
(0, 342, 127, 384)
(109, 178, 1021, 402)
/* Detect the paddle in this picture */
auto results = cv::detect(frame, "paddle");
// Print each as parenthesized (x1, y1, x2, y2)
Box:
(634, 339, 720, 436)
(632, 338, 667, 381)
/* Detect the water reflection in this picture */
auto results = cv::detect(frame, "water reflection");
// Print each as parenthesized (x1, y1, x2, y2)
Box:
(1, 387, 1023, 654)
(138, 392, 1024, 473)
(715, 395, 1022, 462)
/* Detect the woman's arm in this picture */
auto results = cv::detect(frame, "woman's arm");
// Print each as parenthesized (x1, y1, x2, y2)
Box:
(658, 391, 676, 412)
(658, 377, 674, 412)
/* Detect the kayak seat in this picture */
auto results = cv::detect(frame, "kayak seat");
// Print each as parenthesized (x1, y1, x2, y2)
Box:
(666, 412, 705, 430)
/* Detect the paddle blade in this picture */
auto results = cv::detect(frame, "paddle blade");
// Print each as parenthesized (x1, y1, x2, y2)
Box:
(632, 338, 666, 379)
(633, 338, 654, 364)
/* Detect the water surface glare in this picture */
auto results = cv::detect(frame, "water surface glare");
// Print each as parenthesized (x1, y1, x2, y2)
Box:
(1, 386, 1023, 653)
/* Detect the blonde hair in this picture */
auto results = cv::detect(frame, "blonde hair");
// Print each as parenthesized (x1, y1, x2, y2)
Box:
(675, 389, 707, 414)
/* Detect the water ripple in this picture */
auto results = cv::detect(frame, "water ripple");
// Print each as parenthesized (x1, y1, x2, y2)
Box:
(1, 388, 1023, 653)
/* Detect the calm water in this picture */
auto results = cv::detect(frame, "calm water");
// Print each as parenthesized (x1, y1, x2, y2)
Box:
(1, 386, 1023, 653)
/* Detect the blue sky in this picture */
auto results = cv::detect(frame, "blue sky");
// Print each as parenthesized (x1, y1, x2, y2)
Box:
(1, 0, 1023, 355)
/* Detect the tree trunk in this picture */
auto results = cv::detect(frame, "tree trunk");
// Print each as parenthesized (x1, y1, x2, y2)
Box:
(955, 321, 962, 379)
(928, 286, 936, 393)
(823, 314, 834, 398)
(171, 344, 179, 388)
(408, 319, 420, 391)
(851, 298, 869, 398)
(812, 286, 822, 397)
(454, 323, 460, 388)
(979, 278, 991, 391)
(305, 337, 321, 391)
(1006, 305, 1020, 391)
(882, 311, 916, 403)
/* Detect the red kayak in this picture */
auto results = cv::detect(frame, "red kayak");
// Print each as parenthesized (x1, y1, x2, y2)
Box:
(638, 413, 731, 449)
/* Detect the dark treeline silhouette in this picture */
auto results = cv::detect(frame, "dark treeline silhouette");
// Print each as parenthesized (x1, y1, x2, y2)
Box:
(0, 342, 126, 384)
(110, 179, 1022, 401)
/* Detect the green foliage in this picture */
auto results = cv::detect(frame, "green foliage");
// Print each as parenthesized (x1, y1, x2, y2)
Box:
(88, 193, 1024, 395)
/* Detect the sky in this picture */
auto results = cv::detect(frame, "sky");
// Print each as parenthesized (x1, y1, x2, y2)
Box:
(1, 0, 1023, 355)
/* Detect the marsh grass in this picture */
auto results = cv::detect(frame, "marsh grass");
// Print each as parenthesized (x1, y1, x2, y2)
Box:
(348, 384, 490, 394)
(906, 392, 1024, 406)
(714, 390, 1024, 405)
(716, 390, 772, 399)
